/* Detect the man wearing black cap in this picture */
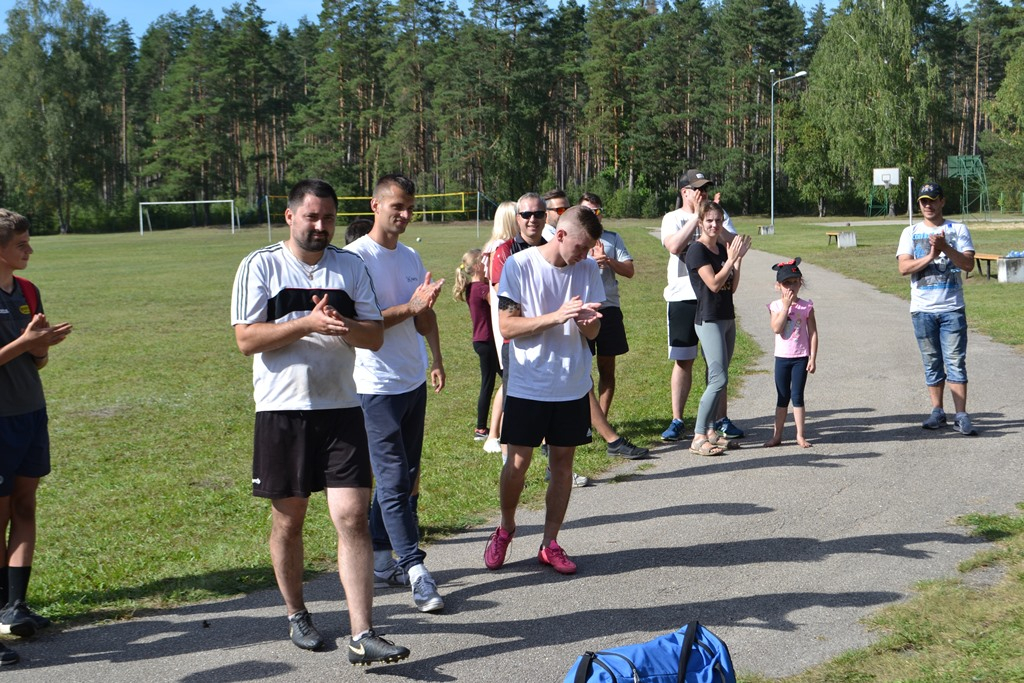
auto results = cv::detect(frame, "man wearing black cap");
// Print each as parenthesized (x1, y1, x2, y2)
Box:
(659, 169, 742, 442)
(897, 182, 977, 435)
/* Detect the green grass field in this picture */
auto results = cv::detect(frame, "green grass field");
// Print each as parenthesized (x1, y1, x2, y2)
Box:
(14, 214, 1024, 680)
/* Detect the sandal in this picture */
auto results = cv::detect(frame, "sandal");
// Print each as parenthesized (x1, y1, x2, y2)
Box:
(708, 433, 738, 450)
(689, 438, 725, 456)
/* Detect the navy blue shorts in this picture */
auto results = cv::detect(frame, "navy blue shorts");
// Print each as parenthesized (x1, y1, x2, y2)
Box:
(0, 408, 51, 496)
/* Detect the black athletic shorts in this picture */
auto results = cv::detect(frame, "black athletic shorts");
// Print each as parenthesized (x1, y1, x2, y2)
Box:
(500, 395, 591, 448)
(587, 306, 629, 357)
(252, 407, 371, 499)
(667, 300, 699, 360)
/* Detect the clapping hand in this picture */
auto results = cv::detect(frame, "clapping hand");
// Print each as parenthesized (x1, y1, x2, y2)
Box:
(409, 272, 444, 314)
(310, 294, 351, 336)
(590, 240, 609, 269)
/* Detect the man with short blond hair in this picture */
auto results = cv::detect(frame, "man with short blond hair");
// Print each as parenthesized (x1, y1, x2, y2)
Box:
(484, 207, 605, 575)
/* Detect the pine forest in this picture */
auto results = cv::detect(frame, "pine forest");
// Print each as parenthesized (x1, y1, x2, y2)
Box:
(1, 0, 1023, 232)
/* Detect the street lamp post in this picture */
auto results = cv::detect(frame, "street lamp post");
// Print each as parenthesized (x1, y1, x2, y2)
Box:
(769, 69, 807, 229)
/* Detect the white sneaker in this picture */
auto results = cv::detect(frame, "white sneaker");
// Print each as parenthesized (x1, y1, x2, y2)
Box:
(483, 437, 501, 454)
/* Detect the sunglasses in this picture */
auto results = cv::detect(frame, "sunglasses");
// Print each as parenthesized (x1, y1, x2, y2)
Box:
(590, 207, 602, 216)
(548, 206, 569, 215)
(518, 210, 546, 220)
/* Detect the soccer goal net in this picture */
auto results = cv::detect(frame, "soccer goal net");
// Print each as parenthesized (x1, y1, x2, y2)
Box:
(138, 199, 239, 235)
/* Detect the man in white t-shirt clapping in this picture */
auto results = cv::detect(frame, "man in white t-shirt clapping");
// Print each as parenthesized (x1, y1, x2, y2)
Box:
(345, 173, 447, 614)
(484, 207, 605, 576)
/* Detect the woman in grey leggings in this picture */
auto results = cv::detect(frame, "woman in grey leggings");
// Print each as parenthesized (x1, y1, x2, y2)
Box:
(684, 201, 751, 455)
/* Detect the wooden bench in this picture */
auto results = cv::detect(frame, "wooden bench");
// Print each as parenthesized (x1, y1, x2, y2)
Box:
(827, 231, 857, 248)
(972, 253, 1001, 279)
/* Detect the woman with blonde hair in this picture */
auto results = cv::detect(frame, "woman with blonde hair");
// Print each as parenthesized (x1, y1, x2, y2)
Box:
(453, 249, 500, 442)
(480, 202, 518, 453)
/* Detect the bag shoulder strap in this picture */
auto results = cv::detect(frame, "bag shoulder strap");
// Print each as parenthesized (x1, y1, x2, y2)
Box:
(12, 276, 39, 315)
(575, 650, 640, 683)
(677, 621, 699, 683)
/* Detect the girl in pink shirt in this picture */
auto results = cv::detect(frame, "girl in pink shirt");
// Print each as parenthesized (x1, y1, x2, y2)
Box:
(765, 258, 818, 448)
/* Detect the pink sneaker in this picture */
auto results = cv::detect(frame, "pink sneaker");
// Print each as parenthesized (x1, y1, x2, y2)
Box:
(538, 539, 577, 574)
(484, 526, 514, 570)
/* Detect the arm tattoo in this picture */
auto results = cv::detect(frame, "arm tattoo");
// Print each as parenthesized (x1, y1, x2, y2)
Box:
(497, 296, 520, 314)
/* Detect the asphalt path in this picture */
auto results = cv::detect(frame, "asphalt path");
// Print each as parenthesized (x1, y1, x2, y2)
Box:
(7, 246, 1023, 681)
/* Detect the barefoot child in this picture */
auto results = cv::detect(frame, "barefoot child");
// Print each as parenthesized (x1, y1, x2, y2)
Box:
(453, 249, 500, 441)
(764, 258, 817, 448)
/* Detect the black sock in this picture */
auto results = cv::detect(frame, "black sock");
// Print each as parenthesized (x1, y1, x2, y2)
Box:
(0, 566, 7, 608)
(608, 437, 623, 448)
(7, 566, 31, 605)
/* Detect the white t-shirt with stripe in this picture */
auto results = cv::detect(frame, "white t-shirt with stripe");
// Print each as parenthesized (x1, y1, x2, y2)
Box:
(231, 242, 382, 411)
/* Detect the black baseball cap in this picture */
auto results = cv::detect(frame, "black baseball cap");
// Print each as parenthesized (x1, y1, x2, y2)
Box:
(681, 169, 713, 190)
(917, 183, 944, 201)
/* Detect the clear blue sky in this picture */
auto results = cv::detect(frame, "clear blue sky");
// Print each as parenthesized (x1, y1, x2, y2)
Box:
(1, 0, 830, 41)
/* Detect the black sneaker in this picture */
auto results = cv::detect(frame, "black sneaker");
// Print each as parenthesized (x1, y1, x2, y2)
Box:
(607, 437, 651, 459)
(0, 601, 37, 638)
(348, 629, 411, 666)
(288, 609, 324, 651)
(23, 604, 50, 631)
(0, 642, 18, 666)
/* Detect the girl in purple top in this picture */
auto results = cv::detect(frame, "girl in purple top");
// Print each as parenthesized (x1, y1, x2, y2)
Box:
(453, 249, 500, 440)
(764, 258, 818, 448)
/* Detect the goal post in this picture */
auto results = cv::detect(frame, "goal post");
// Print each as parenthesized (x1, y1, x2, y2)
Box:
(265, 191, 484, 226)
(139, 199, 239, 235)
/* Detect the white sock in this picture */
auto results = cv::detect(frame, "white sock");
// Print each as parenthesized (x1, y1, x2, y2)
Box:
(407, 563, 427, 584)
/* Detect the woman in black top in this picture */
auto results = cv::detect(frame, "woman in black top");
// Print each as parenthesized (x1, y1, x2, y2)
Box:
(684, 201, 751, 455)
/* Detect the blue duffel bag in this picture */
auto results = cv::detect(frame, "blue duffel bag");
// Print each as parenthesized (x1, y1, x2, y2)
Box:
(563, 621, 736, 683)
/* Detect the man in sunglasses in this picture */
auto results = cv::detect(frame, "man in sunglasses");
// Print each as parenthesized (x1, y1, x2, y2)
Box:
(660, 169, 744, 444)
(490, 193, 548, 304)
(541, 188, 570, 241)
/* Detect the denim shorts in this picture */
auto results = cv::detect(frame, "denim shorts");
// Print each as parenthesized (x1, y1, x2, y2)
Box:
(911, 308, 968, 385)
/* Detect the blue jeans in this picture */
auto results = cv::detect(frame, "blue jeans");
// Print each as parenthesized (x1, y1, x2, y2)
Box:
(911, 309, 968, 386)
(361, 384, 427, 570)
